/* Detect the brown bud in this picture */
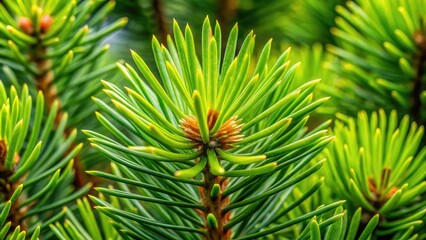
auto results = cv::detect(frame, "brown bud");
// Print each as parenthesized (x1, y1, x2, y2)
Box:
(18, 17, 34, 35)
(40, 15, 53, 33)
(414, 31, 426, 52)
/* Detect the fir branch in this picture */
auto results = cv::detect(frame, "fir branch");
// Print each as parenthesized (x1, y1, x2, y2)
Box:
(0, 1, 126, 192)
(0, 84, 86, 237)
(87, 17, 341, 239)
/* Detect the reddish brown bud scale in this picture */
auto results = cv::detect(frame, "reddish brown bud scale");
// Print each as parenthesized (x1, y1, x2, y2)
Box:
(181, 110, 243, 151)
(18, 17, 34, 34)
(414, 31, 426, 49)
(40, 15, 53, 33)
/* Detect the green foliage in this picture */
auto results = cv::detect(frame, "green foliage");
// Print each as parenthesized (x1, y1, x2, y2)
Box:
(0, 83, 88, 239)
(0, 0, 126, 129)
(261, 165, 385, 240)
(84, 17, 344, 239)
(327, 0, 426, 124)
(277, 0, 345, 44)
(0, 185, 42, 240)
(0, 0, 425, 239)
(111, 0, 343, 64)
(318, 207, 379, 240)
(322, 110, 426, 238)
(285, 44, 338, 107)
(50, 196, 121, 240)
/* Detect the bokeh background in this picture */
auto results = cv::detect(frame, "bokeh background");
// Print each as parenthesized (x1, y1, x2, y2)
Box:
(105, 0, 342, 71)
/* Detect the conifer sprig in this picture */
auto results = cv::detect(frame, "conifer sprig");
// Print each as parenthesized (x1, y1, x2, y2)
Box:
(327, 0, 426, 124)
(0, 0, 127, 189)
(86, 17, 343, 239)
(322, 110, 426, 237)
(0, 83, 87, 238)
(0, 0, 126, 128)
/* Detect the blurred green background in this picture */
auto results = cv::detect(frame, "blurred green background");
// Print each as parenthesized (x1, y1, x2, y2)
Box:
(105, 0, 343, 64)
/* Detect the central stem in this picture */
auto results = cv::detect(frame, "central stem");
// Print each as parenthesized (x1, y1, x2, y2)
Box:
(31, 27, 87, 190)
(201, 164, 230, 240)
(183, 110, 242, 239)
(34, 46, 59, 118)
